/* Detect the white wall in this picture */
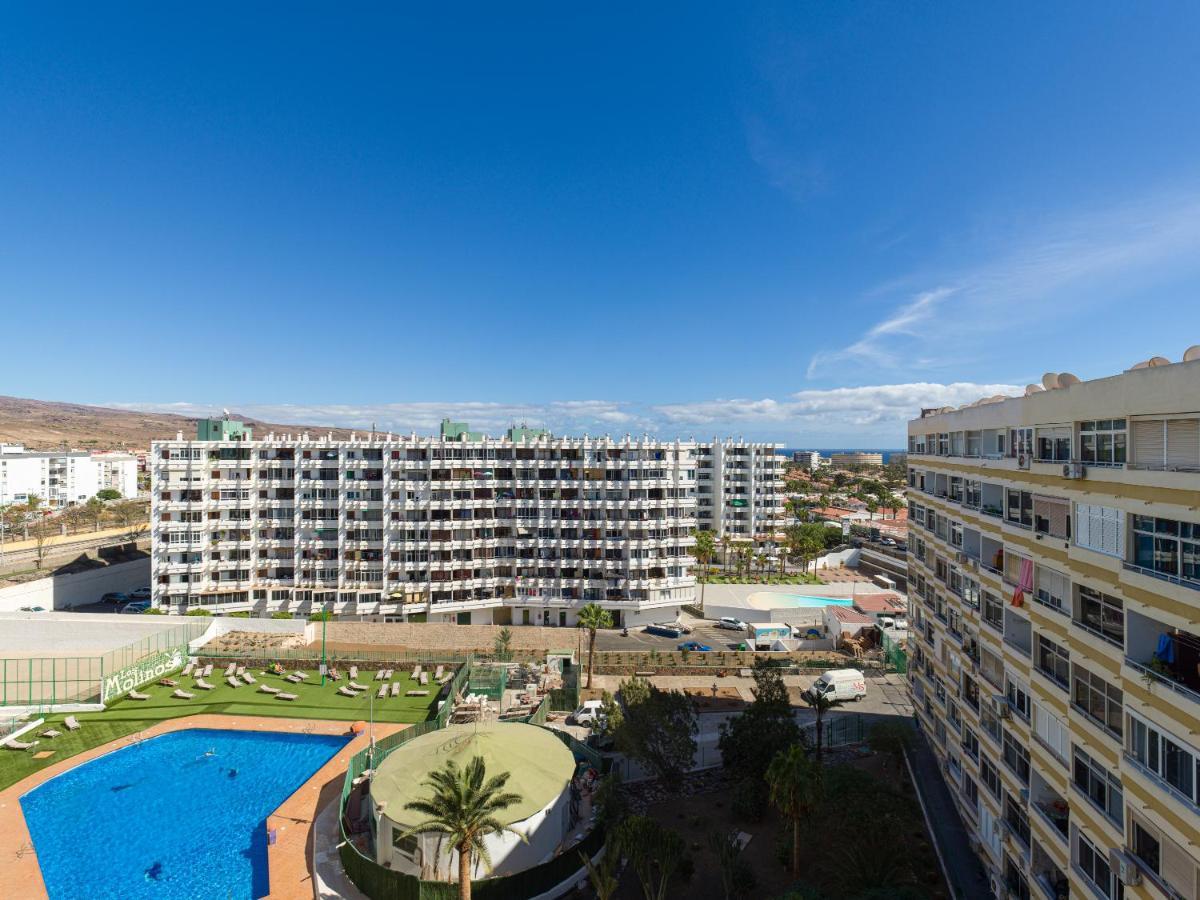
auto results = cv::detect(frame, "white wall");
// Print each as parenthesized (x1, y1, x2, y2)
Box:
(189, 616, 312, 652)
(0, 558, 150, 612)
(0, 609, 195, 653)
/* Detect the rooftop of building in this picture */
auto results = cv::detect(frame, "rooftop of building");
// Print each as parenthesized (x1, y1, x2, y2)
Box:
(851, 593, 905, 614)
(829, 607, 877, 624)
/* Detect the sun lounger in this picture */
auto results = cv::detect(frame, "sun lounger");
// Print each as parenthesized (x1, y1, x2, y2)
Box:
(406, 690, 430, 697)
(242, 672, 257, 684)
(195, 679, 215, 690)
(159, 678, 178, 687)
(41, 729, 61, 738)
(383, 668, 394, 680)
(259, 685, 280, 694)
(391, 682, 401, 697)
(203, 664, 213, 677)
(4, 739, 38, 751)
(65, 716, 81, 731)
(236, 666, 246, 676)
(182, 661, 195, 676)
(338, 686, 358, 697)
(226, 676, 244, 688)
(377, 685, 388, 700)
(172, 689, 194, 700)
(375, 669, 385, 681)
(275, 692, 298, 701)
(129, 690, 151, 700)
(411, 665, 421, 679)
(348, 681, 368, 691)
(293, 670, 309, 679)
(224, 663, 236, 677)
(349, 666, 358, 680)
(435, 665, 444, 680)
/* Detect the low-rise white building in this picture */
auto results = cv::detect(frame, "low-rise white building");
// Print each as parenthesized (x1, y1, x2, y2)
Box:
(0, 445, 137, 507)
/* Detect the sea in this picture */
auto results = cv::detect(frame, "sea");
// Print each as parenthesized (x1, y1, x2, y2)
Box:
(777, 448, 904, 464)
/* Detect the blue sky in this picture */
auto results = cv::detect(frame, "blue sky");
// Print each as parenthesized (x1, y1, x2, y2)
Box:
(4, 3, 1200, 445)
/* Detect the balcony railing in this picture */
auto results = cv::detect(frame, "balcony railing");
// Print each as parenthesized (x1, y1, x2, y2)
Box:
(1122, 561, 1200, 592)
(1125, 657, 1200, 707)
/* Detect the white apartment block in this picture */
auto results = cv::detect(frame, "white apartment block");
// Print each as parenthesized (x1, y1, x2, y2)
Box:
(695, 441, 785, 540)
(151, 421, 698, 625)
(0, 445, 137, 507)
(906, 358, 1200, 900)
(791, 450, 824, 471)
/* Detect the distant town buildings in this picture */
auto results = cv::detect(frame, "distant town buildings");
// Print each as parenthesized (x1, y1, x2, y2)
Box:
(695, 441, 785, 540)
(151, 418, 697, 623)
(907, 357, 1200, 899)
(791, 450, 824, 470)
(0, 444, 137, 507)
(829, 451, 884, 468)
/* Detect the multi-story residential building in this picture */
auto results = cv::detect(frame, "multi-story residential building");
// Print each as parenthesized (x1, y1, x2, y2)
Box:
(791, 450, 824, 470)
(695, 440, 785, 541)
(906, 361, 1200, 900)
(830, 450, 884, 468)
(0, 445, 138, 507)
(151, 419, 697, 625)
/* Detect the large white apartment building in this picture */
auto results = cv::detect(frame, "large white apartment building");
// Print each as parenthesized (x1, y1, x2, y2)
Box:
(151, 419, 698, 624)
(906, 358, 1200, 900)
(694, 440, 785, 540)
(0, 445, 138, 507)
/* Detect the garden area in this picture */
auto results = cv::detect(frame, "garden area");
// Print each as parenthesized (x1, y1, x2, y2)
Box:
(0, 665, 443, 791)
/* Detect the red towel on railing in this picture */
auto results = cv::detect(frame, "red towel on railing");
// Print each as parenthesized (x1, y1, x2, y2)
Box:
(1011, 558, 1034, 606)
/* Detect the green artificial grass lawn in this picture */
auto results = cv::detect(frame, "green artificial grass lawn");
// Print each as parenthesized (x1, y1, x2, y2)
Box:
(0, 666, 441, 792)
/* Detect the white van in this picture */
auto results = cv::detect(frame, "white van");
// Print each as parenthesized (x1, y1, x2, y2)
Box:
(570, 699, 606, 727)
(806, 668, 867, 702)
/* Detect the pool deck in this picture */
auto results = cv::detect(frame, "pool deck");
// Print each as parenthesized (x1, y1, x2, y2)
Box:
(0, 714, 405, 900)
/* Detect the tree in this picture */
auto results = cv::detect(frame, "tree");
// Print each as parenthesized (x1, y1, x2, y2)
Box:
(581, 846, 619, 900)
(800, 688, 845, 761)
(83, 496, 106, 531)
(95, 488, 121, 501)
(615, 815, 687, 900)
(614, 676, 697, 785)
(61, 504, 90, 534)
(766, 745, 823, 876)
(708, 830, 755, 900)
(22, 495, 52, 569)
(865, 500, 879, 521)
(493, 626, 513, 661)
(109, 499, 148, 544)
(401, 755, 523, 900)
(718, 659, 801, 781)
(691, 529, 716, 610)
(576, 603, 612, 688)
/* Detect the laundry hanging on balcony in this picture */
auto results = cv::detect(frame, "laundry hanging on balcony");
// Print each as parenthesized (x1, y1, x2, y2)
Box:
(1154, 632, 1175, 664)
(1011, 557, 1034, 607)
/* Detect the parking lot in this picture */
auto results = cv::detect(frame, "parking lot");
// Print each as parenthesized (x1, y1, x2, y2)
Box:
(594, 619, 747, 652)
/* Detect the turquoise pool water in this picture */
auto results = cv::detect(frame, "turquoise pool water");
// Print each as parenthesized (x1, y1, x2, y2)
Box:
(20, 728, 349, 900)
(757, 593, 855, 608)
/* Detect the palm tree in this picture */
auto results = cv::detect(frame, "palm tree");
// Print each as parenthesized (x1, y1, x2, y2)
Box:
(401, 755, 523, 900)
(577, 602, 613, 689)
(691, 529, 716, 612)
(800, 689, 845, 761)
(766, 745, 822, 876)
(580, 847, 619, 900)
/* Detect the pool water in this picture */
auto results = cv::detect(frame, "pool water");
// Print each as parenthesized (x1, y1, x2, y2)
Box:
(20, 728, 350, 900)
(746, 591, 855, 609)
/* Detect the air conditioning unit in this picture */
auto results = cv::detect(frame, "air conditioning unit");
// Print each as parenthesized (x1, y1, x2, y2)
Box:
(1109, 849, 1143, 886)
(994, 695, 1011, 718)
(956, 551, 969, 565)
(1062, 462, 1086, 479)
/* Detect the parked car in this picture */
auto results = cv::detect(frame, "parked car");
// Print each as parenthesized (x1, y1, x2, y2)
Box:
(129, 587, 153, 601)
(569, 699, 607, 728)
(715, 616, 748, 631)
(805, 668, 867, 703)
(101, 592, 130, 605)
(120, 601, 151, 614)
(677, 641, 712, 652)
(643, 623, 683, 639)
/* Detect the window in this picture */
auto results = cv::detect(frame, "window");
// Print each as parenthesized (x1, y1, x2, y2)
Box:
(1079, 419, 1127, 465)
(1075, 503, 1124, 557)
(962, 728, 980, 761)
(1127, 714, 1200, 807)
(1004, 792, 1030, 847)
(980, 756, 1002, 800)
(1132, 515, 1200, 585)
(1071, 664, 1123, 739)
(1132, 417, 1200, 471)
(1003, 730, 1031, 784)
(1075, 831, 1117, 899)
(1128, 808, 1199, 899)
(1034, 565, 1070, 612)
(1074, 586, 1124, 647)
(1073, 746, 1123, 825)
(1036, 426, 1072, 462)
(1006, 677, 1031, 721)
(1034, 496, 1071, 540)
(1010, 427, 1033, 459)
(1032, 702, 1070, 763)
(1036, 634, 1070, 689)
(982, 592, 1003, 631)
(1006, 489, 1033, 528)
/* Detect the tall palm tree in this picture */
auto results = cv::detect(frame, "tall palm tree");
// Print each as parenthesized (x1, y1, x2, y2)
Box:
(801, 689, 845, 761)
(577, 602, 613, 689)
(766, 745, 822, 876)
(402, 755, 523, 900)
(691, 529, 716, 612)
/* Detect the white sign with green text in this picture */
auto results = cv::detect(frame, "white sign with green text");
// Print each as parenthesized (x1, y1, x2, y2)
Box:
(102, 648, 186, 703)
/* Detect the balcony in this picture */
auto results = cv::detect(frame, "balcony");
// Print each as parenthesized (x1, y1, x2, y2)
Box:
(1124, 610, 1200, 709)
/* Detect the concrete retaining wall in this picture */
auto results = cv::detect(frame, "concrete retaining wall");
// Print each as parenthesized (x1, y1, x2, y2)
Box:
(0, 558, 150, 612)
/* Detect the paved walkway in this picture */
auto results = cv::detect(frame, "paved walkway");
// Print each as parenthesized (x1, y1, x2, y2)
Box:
(906, 729, 990, 899)
(0, 714, 404, 900)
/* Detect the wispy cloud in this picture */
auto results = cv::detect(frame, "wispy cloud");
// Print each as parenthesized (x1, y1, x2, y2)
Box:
(807, 187, 1200, 379)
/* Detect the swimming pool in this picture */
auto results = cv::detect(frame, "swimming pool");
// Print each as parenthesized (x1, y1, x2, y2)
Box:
(20, 728, 350, 900)
(743, 591, 855, 610)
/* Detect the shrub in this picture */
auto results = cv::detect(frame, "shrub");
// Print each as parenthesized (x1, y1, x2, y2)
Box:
(184, 609, 212, 616)
(270, 611, 294, 619)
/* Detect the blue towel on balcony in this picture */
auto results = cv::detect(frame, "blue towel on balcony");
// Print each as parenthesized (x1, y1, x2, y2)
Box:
(1154, 633, 1175, 664)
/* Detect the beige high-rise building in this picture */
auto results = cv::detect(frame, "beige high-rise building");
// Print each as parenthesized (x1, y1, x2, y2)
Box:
(906, 359, 1200, 900)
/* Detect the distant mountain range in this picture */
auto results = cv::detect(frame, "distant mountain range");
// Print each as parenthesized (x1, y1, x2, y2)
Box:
(0, 395, 350, 451)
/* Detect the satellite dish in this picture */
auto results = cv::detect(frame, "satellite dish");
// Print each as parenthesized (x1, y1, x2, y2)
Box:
(1128, 360, 1150, 371)
(1025, 384, 1044, 396)
(1148, 356, 1171, 367)
(222, 407, 231, 417)
(1058, 372, 1081, 387)
(989, 394, 1009, 403)
(1042, 373, 1060, 390)
(1184, 345, 1200, 363)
